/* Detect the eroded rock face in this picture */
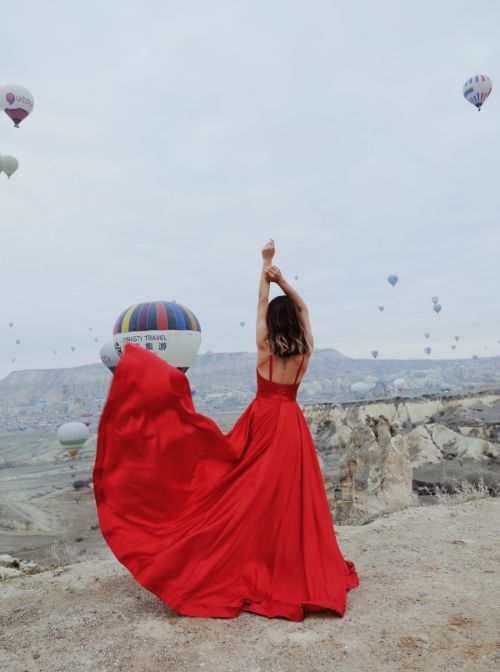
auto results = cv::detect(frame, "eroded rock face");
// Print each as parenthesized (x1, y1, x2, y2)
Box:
(334, 416, 414, 524)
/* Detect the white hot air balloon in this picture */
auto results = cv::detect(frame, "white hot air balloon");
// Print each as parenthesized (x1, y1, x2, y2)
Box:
(0, 155, 19, 178)
(463, 74, 492, 111)
(350, 381, 369, 398)
(0, 84, 34, 127)
(57, 422, 89, 459)
(393, 378, 407, 395)
(100, 341, 120, 373)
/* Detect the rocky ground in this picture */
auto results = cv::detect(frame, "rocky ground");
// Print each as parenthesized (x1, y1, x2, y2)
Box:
(1, 497, 499, 672)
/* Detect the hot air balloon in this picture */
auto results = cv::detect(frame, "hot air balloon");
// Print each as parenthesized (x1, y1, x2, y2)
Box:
(100, 341, 120, 373)
(451, 344, 457, 350)
(463, 74, 492, 111)
(0, 155, 19, 178)
(89, 327, 93, 331)
(424, 347, 432, 356)
(240, 321, 246, 327)
(113, 301, 202, 373)
(294, 276, 299, 280)
(80, 412, 93, 427)
(387, 275, 398, 286)
(378, 306, 384, 312)
(11, 358, 15, 363)
(393, 378, 407, 395)
(57, 422, 89, 459)
(454, 336, 460, 341)
(431, 296, 439, 305)
(472, 354, 478, 360)
(424, 332, 430, 339)
(8, 322, 13, 327)
(53, 350, 57, 355)
(94, 337, 99, 343)
(0, 85, 34, 127)
(433, 303, 442, 314)
(15, 339, 20, 345)
(371, 350, 379, 359)
(350, 381, 369, 398)
(70, 346, 75, 351)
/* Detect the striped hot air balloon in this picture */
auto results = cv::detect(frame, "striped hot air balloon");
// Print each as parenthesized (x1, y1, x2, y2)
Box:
(113, 301, 202, 372)
(463, 74, 492, 110)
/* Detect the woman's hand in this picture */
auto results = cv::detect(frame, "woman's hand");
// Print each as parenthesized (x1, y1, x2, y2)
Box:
(261, 238, 275, 263)
(265, 265, 283, 285)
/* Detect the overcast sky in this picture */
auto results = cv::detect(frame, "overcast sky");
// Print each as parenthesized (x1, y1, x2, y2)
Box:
(1, 0, 500, 377)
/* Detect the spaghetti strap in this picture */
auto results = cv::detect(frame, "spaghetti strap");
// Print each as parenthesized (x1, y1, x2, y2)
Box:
(269, 354, 273, 382)
(293, 353, 305, 385)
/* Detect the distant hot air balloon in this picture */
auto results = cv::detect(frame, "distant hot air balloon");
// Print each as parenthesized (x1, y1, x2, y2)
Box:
(113, 301, 202, 373)
(0, 85, 34, 127)
(350, 381, 369, 398)
(463, 74, 492, 111)
(240, 321, 245, 327)
(89, 327, 93, 331)
(378, 306, 384, 312)
(393, 378, 407, 395)
(57, 422, 89, 459)
(433, 303, 442, 314)
(371, 350, 379, 359)
(70, 346, 75, 351)
(94, 338, 99, 343)
(454, 336, 460, 341)
(8, 322, 13, 327)
(472, 354, 478, 360)
(80, 412, 93, 427)
(451, 344, 457, 351)
(424, 332, 430, 339)
(387, 275, 398, 286)
(294, 276, 299, 280)
(0, 155, 19, 178)
(53, 350, 57, 354)
(100, 341, 120, 373)
(431, 296, 439, 305)
(15, 339, 20, 345)
(424, 347, 432, 356)
(11, 358, 15, 363)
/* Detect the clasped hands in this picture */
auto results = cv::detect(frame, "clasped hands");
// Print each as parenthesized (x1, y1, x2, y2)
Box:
(261, 239, 283, 285)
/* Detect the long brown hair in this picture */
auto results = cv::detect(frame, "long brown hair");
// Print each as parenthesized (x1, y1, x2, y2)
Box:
(266, 295, 311, 356)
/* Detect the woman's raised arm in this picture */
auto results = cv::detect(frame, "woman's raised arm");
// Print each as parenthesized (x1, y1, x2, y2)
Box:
(265, 266, 314, 350)
(256, 239, 275, 351)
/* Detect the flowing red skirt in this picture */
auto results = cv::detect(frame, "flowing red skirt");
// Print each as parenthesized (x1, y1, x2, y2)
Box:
(93, 344, 359, 621)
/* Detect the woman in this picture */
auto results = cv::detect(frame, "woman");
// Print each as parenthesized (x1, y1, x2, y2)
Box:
(93, 239, 359, 622)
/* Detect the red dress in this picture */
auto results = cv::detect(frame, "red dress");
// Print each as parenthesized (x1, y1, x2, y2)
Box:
(93, 343, 359, 621)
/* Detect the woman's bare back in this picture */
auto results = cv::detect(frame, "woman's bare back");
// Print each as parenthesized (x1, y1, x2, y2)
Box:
(256, 351, 311, 385)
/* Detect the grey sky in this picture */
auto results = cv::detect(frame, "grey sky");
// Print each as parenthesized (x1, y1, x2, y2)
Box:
(1, 0, 500, 377)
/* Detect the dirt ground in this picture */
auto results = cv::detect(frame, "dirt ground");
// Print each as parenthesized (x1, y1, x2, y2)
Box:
(1, 497, 499, 672)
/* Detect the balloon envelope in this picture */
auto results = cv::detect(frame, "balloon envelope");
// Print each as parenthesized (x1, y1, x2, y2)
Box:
(240, 321, 245, 327)
(0, 155, 19, 178)
(424, 347, 432, 356)
(454, 335, 460, 341)
(0, 84, 34, 127)
(57, 422, 89, 455)
(387, 275, 398, 286)
(424, 332, 430, 339)
(80, 412, 93, 427)
(463, 74, 492, 110)
(431, 296, 439, 304)
(100, 341, 120, 372)
(393, 378, 406, 394)
(378, 306, 384, 312)
(451, 344, 457, 350)
(350, 381, 369, 397)
(433, 303, 442, 314)
(113, 301, 202, 372)
(371, 350, 379, 359)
